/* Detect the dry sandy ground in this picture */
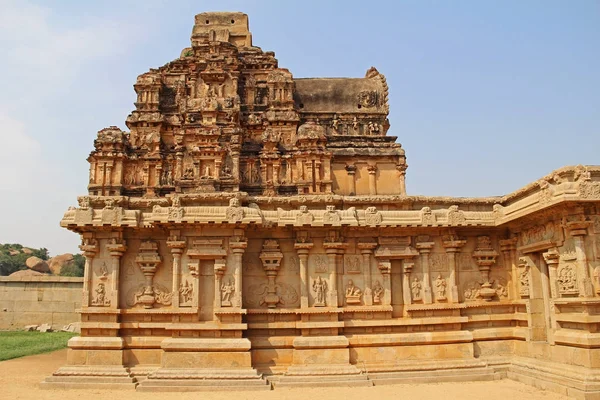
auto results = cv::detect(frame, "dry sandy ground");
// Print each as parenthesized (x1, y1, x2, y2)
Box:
(1, 349, 568, 400)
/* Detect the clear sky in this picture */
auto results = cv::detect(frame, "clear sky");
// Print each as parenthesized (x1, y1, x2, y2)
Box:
(0, 0, 598, 256)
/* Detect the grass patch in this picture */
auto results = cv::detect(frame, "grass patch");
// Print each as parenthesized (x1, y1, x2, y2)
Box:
(0, 331, 77, 361)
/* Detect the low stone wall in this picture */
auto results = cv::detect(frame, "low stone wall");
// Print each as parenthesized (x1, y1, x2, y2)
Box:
(0, 276, 83, 330)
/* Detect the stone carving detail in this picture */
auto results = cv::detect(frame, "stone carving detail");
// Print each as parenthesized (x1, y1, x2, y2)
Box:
(365, 206, 382, 226)
(521, 222, 557, 246)
(579, 181, 600, 199)
(411, 277, 422, 301)
(296, 205, 314, 225)
(226, 198, 244, 222)
(129, 283, 172, 307)
(557, 264, 578, 295)
(357, 90, 377, 108)
(312, 276, 328, 307)
(344, 255, 361, 274)
(519, 263, 530, 297)
(372, 280, 384, 304)
(179, 279, 193, 306)
(258, 240, 284, 308)
(421, 207, 436, 225)
(323, 205, 341, 224)
(314, 255, 328, 273)
(132, 240, 164, 309)
(345, 279, 362, 305)
(472, 236, 498, 301)
(221, 278, 235, 307)
(447, 205, 466, 225)
(435, 275, 447, 301)
(431, 254, 448, 272)
(247, 281, 298, 308)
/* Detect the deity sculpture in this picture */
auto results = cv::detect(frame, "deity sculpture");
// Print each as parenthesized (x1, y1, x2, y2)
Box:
(372, 280, 384, 304)
(221, 279, 235, 307)
(312, 277, 327, 307)
(345, 279, 362, 305)
(411, 277, 422, 301)
(435, 274, 447, 300)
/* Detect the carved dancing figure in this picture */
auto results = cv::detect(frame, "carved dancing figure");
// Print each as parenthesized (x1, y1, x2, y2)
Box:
(312, 276, 327, 306)
(411, 277, 422, 300)
(435, 274, 447, 300)
(221, 278, 235, 306)
(372, 280, 384, 303)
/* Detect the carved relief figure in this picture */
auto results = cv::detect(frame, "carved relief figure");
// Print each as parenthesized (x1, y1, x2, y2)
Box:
(221, 278, 235, 306)
(345, 279, 362, 305)
(519, 267, 530, 296)
(411, 277, 422, 301)
(372, 280, 384, 304)
(179, 280, 193, 306)
(557, 264, 578, 294)
(92, 283, 110, 307)
(435, 275, 447, 300)
(312, 277, 328, 307)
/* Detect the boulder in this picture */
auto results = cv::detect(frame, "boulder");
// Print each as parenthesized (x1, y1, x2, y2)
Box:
(9, 269, 46, 277)
(47, 253, 74, 275)
(22, 248, 33, 254)
(25, 256, 50, 273)
(37, 323, 52, 333)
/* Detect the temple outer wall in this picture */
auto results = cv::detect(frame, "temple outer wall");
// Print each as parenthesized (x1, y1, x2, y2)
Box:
(0, 276, 83, 330)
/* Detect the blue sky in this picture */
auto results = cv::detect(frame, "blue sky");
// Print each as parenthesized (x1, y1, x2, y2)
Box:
(0, 0, 598, 256)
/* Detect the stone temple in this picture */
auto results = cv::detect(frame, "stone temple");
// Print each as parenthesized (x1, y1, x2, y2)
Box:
(43, 12, 600, 397)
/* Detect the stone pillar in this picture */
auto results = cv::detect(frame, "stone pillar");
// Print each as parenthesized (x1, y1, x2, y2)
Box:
(214, 159, 222, 179)
(214, 259, 226, 310)
(416, 241, 434, 304)
(397, 164, 407, 195)
(106, 165, 113, 187)
(231, 150, 240, 180)
(543, 248, 560, 299)
(358, 241, 377, 306)
(230, 234, 247, 308)
(367, 164, 377, 195)
(106, 240, 127, 309)
(346, 165, 357, 196)
(80, 238, 99, 307)
(403, 261, 414, 306)
(294, 238, 313, 309)
(378, 260, 392, 305)
(167, 236, 186, 308)
(324, 240, 347, 307)
(500, 238, 518, 299)
(567, 221, 594, 297)
(175, 150, 184, 180)
(443, 238, 466, 303)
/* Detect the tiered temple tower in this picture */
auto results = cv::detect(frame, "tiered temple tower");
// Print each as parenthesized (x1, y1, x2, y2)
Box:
(44, 12, 600, 397)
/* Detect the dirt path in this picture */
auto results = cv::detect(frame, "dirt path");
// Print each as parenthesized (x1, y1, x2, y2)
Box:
(1, 349, 568, 400)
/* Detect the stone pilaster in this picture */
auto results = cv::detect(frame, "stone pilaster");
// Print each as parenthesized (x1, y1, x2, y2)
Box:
(403, 261, 415, 306)
(416, 241, 434, 304)
(323, 238, 347, 307)
(543, 248, 560, 299)
(167, 235, 186, 308)
(80, 237, 99, 308)
(345, 164, 356, 196)
(443, 237, 466, 303)
(358, 241, 377, 306)
(294, 233, 313, 309)
(566, 220, 594, 297)
(229, 233, 247, 308)
(500, 238, 518, 299)
(106, 239, 127, 309)
(367, 164, 377, 195)
(377, 260, 392, 306)
(214, 258, 226, 309)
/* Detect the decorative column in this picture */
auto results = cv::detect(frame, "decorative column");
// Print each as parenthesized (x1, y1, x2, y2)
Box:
(403, 261, 415, 306)
(358, 241, 377, 306)
(231, 150, 240, 179)
(229, 232, 247, 308)
(346, 165, 357, 196)
(416, 240, 435, 304)
(106, 165, 113, 187)
(500, 238, 518, 299)
(213, 258, 226, 309)
(80, 237, 99, 307)
(443, 237, 466, 303)
(397, 164, 407, 195)
(367, 164, 377, 195)
(377, 260, 392, 305)
(134, 241, 162, 309)
(543, 249, 560, 299)
(259, 240, 283, 308)
(472, 236, 498, 301)
(167, 234, 186, 308)
(106, 238, 127, 308)
(566, 220, 594, 297)
(175, 149, 184, 180)
(294, 232, 313, 308)
(323, 234, 347, 307)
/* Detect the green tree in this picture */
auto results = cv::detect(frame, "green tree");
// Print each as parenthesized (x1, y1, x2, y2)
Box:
(60, 254, 85, 277)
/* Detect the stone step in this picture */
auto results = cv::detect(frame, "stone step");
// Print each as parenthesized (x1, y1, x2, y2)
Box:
(275, 378, 373, 388)
(370, 368, 496, 385)
(136, 378, 271, 392)
(276, 373, 370, 383)
(44, 376, 137, 384)
(40, 381, 137, 390)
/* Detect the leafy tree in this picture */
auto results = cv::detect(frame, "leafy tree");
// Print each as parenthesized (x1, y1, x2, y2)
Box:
(60, 254, 85, 277)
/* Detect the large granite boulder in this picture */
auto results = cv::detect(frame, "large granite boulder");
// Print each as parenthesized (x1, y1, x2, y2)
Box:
(47, 253, 74, 275)
(25, 256, 50, 273)
(9, 269, 46, 277)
